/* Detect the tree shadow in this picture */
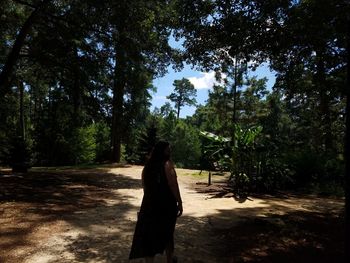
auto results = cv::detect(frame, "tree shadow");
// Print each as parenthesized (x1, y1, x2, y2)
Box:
(174, 178, 345, 263)
(215, 206, 345, 263)
(194, 181, 254, 203)
(0, 168, 345, 263)
(0, 167, 142, 262)
(174, 201, 344, 263)
(0, 168, 141, 203)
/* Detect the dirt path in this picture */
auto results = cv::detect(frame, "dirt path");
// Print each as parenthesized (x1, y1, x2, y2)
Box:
(0, 165, 345, 263)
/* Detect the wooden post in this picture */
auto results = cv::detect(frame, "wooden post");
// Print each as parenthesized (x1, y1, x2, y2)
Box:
(208, 171, 212, 186)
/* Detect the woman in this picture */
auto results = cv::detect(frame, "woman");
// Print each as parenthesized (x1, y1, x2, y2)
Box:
(129, 141, 183, 263)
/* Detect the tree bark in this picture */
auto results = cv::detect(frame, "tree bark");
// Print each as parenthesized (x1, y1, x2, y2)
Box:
(345, 19, 350, 263)
(111, 40, 126, 163)
(19, 81, 25, 140)
(176, 104, 180, 119)
(72, 46, 82, 127)
(316, 55, 333, 153)
(0, 0, 51, 97)
(229, 58, 238, 182)
(11, 81, 28, 173)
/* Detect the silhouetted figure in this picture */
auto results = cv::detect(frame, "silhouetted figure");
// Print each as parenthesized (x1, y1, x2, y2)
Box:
(129, 141, 183, 263)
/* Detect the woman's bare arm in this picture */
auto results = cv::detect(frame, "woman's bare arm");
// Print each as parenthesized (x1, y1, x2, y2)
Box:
(165, 160, 183, 216)
(141, 168, 145, 192)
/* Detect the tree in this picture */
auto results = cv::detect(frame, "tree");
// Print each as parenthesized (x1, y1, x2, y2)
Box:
(160, 102, 176, 117)
(0, 0, 51, 97)
(106, 0, 179, 162)
(240, 77, 268, 127)
(167, 78, 197, 119)
(345, 15, 350, 260)
(176, 0, 348, 208)
(0, 0, 178, 167)
(205, 84, 231, 135)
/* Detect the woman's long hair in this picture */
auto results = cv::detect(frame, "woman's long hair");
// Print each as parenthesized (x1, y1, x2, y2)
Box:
(145, 141, 170, 170)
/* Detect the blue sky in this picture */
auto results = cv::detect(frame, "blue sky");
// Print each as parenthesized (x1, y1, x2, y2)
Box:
(151, 63, 277, 118)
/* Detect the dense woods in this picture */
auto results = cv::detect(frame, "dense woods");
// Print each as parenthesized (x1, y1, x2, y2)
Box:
(0, 0, 349, 253)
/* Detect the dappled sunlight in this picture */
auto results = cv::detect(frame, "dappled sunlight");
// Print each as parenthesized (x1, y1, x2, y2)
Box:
(0, 166, 345, 263)
(181, 180, 270, 219)
(0, 167, 142, 262)
(183, 193, 270, 218)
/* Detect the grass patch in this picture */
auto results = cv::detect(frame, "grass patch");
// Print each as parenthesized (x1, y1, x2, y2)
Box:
(176, 169, 230, 182)
(176, 169, 207, 177)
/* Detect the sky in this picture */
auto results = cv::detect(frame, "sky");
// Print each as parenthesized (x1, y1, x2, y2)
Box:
(151, 37, 277, 118)
(151, 62, 277, 118)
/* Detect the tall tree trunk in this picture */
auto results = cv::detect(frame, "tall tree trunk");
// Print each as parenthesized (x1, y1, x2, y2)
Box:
(19, 81, 25, 140)
(72, 46, 82, 127)
(345, 19, 350, 263)
(176, 104, 180, 119)
(73, 74, 81, 125)
(316, 54, 333, 153)
(12, 81, 28, 173)
(232, 58, 238, 130)
(111, 42, 126, 163)
(229, 58, 238, 182)
(0, 0, 51, 97)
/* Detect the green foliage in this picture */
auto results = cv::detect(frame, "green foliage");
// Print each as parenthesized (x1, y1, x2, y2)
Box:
(134, 123, 158, 164)
(69, 122, 114, 165)
(287, 150, 344, 186)
(200, 125, 263, 194)
(230, 125, 263, 194)
(94, 122, 111, 163)
(190, 105, 223, 135)
(0, 0, 346, 199)
(170, 120, 201, 168)
(167, 78, 197, 119)
(256, 157, 294, 192)
(0, 94, 18, 165)
(70, 125, 97, 164)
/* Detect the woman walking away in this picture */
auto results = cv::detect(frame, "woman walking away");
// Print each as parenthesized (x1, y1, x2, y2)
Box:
(129, 141, 183, 263)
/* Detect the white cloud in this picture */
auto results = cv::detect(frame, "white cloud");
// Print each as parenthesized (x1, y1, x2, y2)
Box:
(188, 71, 225, 90)
(153, 95, 169, 101)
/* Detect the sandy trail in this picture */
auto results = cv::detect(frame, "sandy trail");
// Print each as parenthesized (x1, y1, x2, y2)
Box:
(0, 165, 344, 263)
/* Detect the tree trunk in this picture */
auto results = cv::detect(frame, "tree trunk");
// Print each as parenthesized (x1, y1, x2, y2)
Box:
(19, 81, 25, 140)
(176, 104, 180, 119)
(0, 0, 51, 97)
(72, 46, 82, 127)
(345, 19, 350, 263)
(110, 42, 126, 163)
(12, 81, 28, 173)
(229, 58, 238, 182)
(316, 55, 333, 153)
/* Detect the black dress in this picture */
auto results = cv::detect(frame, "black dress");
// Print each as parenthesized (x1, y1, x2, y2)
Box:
(129, 162, 178, 259)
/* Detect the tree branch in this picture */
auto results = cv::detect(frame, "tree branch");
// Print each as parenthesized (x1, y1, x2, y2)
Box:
(0, 0, 51, 96)
(11, 0, 36, 9)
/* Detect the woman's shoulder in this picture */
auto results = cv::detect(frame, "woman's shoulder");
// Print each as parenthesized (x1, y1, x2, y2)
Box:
(164, 160, 175, 169)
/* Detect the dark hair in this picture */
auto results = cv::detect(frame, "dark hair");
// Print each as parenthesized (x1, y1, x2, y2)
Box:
(149, 140, 170, 163)
(143, 141, 170, 186)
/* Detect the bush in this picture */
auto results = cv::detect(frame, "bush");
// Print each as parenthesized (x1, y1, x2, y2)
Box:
(70, 124, 97, 164)
(169, 121, 201, 169)
(94, 121, 111, 162)
(256, 158, 294, 192)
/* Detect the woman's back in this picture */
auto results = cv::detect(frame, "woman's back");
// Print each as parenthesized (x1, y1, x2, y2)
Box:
(142, 162, 176, 212)
(129, 141, 182, 261)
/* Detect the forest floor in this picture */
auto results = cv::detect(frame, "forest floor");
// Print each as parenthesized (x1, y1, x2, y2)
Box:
(0, 164, 345, 263)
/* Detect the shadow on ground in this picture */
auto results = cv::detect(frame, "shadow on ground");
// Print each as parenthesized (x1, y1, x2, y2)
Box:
(190, 182, 345, 263)
(0, 168, 345, 263)
(0, 167, 142, 263)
